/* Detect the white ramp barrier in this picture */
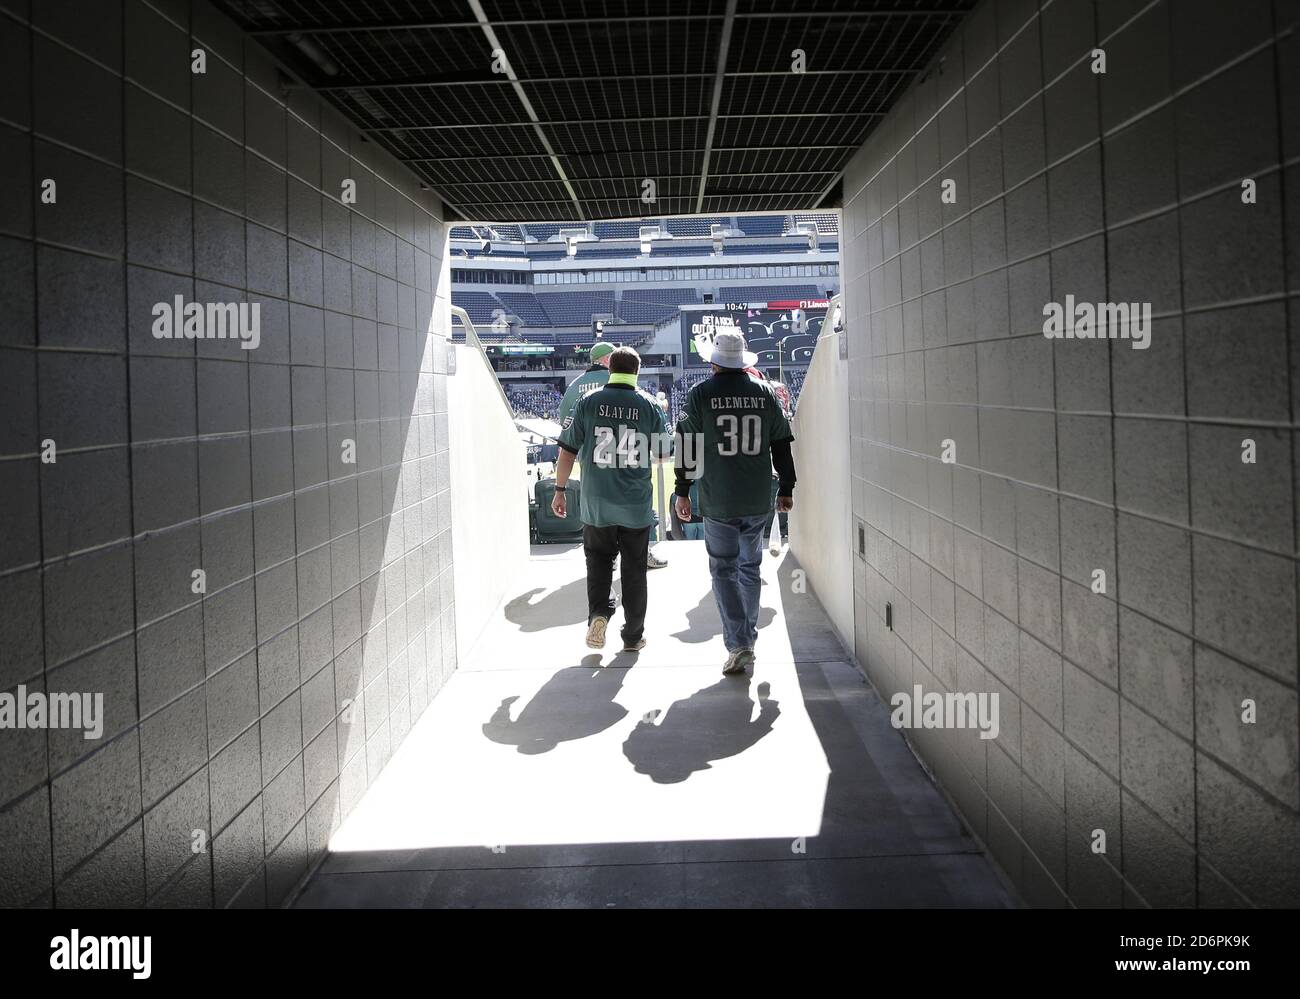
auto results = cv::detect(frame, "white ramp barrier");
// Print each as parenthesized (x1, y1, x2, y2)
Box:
(448, 306, 530, 658)
(788, 296, 854, 653)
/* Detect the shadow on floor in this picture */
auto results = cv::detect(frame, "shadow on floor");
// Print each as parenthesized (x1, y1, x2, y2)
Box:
(669, 589, 776, 644)
(623, 677, 780, 784)
(503, 577, 624, 631)
(483, 654, 635, 754)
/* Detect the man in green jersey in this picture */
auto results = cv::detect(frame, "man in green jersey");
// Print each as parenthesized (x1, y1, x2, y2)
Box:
(557, 341, 615, 430)
(558, 340, 669, 569)
(674, 331, 796, 676)
(553, 347, 673, 652)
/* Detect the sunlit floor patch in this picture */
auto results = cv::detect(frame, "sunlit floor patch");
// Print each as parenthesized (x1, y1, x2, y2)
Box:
(329, 661, 829, 851)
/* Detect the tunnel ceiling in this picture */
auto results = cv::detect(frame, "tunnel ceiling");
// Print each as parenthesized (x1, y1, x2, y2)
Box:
(212, 0, 972, 222)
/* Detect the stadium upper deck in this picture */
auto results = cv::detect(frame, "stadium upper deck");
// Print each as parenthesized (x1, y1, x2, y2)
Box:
(450, 211, 840, 343)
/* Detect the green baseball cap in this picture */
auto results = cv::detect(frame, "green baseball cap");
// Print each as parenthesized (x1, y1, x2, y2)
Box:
(589, 342, 616, 361)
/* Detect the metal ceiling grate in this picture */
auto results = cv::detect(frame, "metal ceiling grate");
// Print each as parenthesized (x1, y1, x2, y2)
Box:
(214, 0, 972, 222)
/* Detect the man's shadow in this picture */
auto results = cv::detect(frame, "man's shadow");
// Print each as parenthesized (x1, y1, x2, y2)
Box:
(482, 654, 635, 754)
(503, 578, 624, 632)
(670, 590, 776, 644)
(623, 677, 780, 783)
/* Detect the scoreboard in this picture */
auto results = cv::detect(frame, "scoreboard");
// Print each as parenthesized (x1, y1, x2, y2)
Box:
(680, 299, 829, 367)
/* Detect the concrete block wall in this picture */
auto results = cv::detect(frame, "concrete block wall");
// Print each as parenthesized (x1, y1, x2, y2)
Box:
(0, 0, 455, 906)
(842, 0, 1299, 906)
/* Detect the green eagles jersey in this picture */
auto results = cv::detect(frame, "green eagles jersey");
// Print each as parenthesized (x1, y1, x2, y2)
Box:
(557, 367, 608, 431)
(678, 369, 794, 520)
(558, 382, 673, 529)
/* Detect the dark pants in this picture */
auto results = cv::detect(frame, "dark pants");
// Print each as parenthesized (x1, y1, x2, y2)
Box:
(583, 524, 651, 644)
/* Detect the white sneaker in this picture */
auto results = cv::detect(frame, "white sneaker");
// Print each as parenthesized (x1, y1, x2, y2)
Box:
(586, 616, 608, 649)
(647, 551, 668, 570)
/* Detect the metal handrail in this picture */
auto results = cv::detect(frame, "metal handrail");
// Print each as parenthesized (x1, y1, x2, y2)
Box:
(449, 304, 515, 414)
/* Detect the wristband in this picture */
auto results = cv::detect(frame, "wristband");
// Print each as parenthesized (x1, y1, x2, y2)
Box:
(554, 485, 566, 492)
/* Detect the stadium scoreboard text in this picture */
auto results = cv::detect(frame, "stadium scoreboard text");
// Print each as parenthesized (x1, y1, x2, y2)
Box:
(487, 344, 553, 355)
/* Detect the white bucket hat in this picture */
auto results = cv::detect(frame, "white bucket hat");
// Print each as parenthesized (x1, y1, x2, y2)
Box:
(699, 329, 758, 368)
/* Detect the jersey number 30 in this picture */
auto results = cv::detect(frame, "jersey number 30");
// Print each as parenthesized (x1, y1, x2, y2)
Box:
(717, 414, 762, 456)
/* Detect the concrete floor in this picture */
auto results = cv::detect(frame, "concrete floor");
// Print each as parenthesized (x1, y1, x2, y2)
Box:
(293, 541, 1015, 908)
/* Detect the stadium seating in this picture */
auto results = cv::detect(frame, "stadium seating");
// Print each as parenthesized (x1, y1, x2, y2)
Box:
(665, 216, 725, 236)
(553, 330, 600, 345)
(535, 291, 615, 325)
(496, 292, 552, 326)
(593, 220, 655, 239)
(668, 370, 710, 421)
(721, 242, 808, 255)
(505, 384, 563, 420)
(649, 244, 712, 257)
(736, 215, 786, 236)
(795, 213, 839, 235)
(718, 284, 823, 302)
(624, 288, 699, 305)
(450, 290, 502, 325)
(575, 245, 642, 258)
(524, 222, 583, 240)
(617, 287, 699, 323)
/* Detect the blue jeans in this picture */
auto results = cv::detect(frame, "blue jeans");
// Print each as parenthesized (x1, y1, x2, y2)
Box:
(703, 514, 768, 653)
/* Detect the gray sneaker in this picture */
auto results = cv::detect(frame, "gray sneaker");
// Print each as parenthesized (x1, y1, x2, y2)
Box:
(722, 648, 754, 675)
(647, 550, 668, 570)
(585, 616, 608, 649)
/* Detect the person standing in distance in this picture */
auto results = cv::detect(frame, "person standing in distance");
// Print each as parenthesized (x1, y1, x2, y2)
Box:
(674, 331, 796, 676)
(552, 347, 673, 653)
(556, 341, 615, 432)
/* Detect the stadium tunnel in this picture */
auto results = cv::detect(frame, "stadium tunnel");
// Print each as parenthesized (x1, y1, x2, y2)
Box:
(1, 0, 1297, 909)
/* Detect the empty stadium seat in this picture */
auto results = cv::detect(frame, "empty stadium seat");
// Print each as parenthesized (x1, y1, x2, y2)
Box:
(780, 333, 816, 353)
(532, 478, 585, 542)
